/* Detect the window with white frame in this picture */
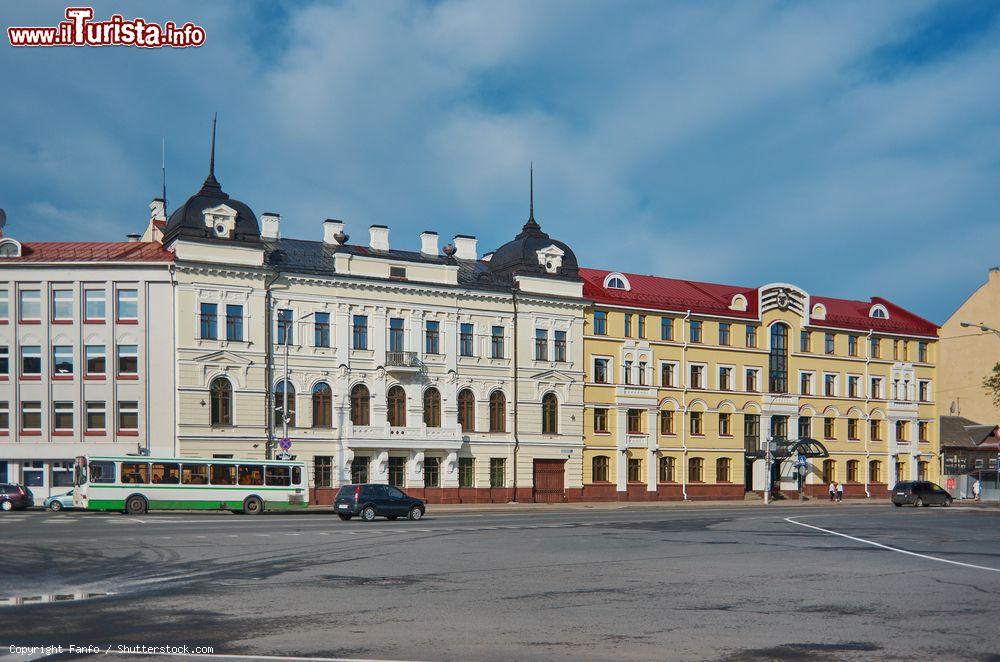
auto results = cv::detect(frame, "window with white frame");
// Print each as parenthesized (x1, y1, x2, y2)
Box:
(21, 401, 42, 431)
(21, 345, 41, 376)
(593, 357, 610, 384)
(86, 401, 106, 432)
(660, 361, 677, 387)
(52, 289, 73, 321)
(117, 401, 139, 432)
(719, 366, 733, 391)
(824, 373, 838, 397)
(85, 345, 106, 375)
(690, 364, 705, 389)
(745, 367, 761, 392)
(116, 288, 138, 321)
(53, 345, 73, 376)
(0, 289, 8, 321)
(799, 371, 814, 396)
(85, 288, 106, 321)
(53, 401, 74, 432)
(117, 345, 138, 376)
(19, 289, 41, 321)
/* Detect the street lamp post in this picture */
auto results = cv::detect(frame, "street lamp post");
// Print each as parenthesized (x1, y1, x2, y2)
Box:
(960, 321, 1000, 338)
(275, 311, 315, 459)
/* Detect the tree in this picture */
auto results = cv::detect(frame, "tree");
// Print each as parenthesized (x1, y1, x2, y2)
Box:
(985, 362, 1000, 408)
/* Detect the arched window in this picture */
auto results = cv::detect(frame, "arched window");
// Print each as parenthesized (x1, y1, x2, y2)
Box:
(822, 459, 836, 483)
(658, 456, 675, 483)
(688, 457, 704, 482)
(312, 382, 332, 428)
(210, 377, 232, 426)
(489, 391, 506, 432)
(869, 459, 882, 483)
(716, 457, 731, 483)
(768, 323, 789, 394)
(592, 456, 609, 482)
(387, 385, 406, 427)
(457, 389, 475, 432)
(350, 384, 370, 426)
(846, 459, 859, 482)
(541, 393, 558, 434)
(274, 380, 296, 428)
(423, 388, 441, 428)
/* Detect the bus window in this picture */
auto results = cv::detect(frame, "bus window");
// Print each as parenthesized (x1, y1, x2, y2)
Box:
(265, 466, 291, 487)
(211, 464, 236, 486)
(89, 461, 116, 484)
(238, 465, 264, 486)
(122, 462, 149, 484)
(292, 466, 302, 486)
(152, 462, 180, 484)
(182, 464, 209, 485)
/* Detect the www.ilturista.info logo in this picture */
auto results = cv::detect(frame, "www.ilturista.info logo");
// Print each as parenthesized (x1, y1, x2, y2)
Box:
(7, 7, 206, 48)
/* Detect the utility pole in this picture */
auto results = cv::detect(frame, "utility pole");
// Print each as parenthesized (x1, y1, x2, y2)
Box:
(275, 311, 314, 459)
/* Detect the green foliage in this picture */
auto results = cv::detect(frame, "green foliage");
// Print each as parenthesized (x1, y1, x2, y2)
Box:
(985, 362, 1000, 408)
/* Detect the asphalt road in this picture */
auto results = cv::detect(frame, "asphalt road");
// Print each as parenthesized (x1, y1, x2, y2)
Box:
(2, 503, 999, 661)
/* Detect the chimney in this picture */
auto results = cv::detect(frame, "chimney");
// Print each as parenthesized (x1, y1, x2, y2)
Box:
(420, 231, 439, 256)
(261, 212, 281, 240)
(481, 251, 494, 263)
(324, 219, 345, 246)
(149, 198, 166, 223)
(369, 225, 390, 252)
(453, 235, 477, 260)
(126, 233, 141, 243)
(990, 267, 1000, 282)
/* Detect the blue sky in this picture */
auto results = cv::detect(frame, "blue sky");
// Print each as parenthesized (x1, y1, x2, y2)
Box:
(1, 1, 998, 323)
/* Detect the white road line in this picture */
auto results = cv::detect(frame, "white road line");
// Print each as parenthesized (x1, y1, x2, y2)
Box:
(785, 516, 1000, 573)
(103, 650, 427, 662)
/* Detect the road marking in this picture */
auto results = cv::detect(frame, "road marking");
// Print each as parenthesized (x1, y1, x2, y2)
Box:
(785, 516, 1000, 573)
(103, 650, 427, 662)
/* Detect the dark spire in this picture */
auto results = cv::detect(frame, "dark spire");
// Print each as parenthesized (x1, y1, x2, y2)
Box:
(199, 112, 224, 196)
(522, 161, 541, 233)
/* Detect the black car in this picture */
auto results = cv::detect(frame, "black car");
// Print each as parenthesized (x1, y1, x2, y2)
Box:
(1, 484, 35, 511)
(892, 481, 953, 507)
(334, 484, 425, 521)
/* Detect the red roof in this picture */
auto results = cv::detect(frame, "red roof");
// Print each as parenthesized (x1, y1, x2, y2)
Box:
(5, 241, 174, 263)
(580, 267, 937, 337)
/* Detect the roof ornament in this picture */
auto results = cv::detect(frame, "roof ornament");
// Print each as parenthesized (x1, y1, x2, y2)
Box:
(442, 243, 457, 257)
(199, 112, 223, 195)
(522, 162, 541, 233)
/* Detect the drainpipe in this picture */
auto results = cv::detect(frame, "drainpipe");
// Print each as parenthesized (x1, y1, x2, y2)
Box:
(264, 269, 282, 460)
(168, 264, 177, 456)
(864, 328, 873, 498)
(511, 286, 520, 503)
(681, 309, 691, 501)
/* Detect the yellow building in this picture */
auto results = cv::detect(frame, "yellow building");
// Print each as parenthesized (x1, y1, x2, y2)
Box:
(578, 269, 938, 500)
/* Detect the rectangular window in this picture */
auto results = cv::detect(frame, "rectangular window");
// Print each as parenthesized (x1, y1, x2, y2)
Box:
(719, 323, 731, 346)
(824, 417, 835, 440)
(183, 464, 211, 486)
(118, 401, 139, 432)
(690, 411, 703, 435)
(623, 360, 633, 385)
(918, 421, 929, 442)
(211, 464, 236, 485)
(276, 308, 293, 345)
(86, 401, 106, 432)
(116, 288, 138, 321)
(690, 365, 703, 389)
(689, 320, 702, 343)
(53, 345, 73, 376)
(798, 416, 811, 439)
(21, 345, 41, 376)
(53, 401, 73, 432)
(424, 457, 440, 488)
(870, 419, 882, 441)
(893, 340, 899, 360)
(870, 337, 881, 359)
(458, 457, 474, 488)
(800, 330, 811, 353)
(350, 457, 369, 484)
(21, 401, 41, 431)
(263, 465, 291, 487)
(554, 330, 566, 362)
(719, 367, 732, 391)
(226, 304, 244, 342)
(238, 465, 264, 486)
(902, 341, 909, 362)
(627, 458, 642, 482)
(200, 303, 218, 339)
(594, 408, 608, 433)
(534, 329, 548, 361)
(594, 358, 609, 384)
(0, 346, 6, 376)
(824, 374, 836, 397)
(661, 317, 673, 341)
(800, 372, 811, 395)
(425, 320, 441, 355)
(659, 456, 675, 482)
(20, 290, 41, 321)
(390, 318, 405, 353)
(627, 409, 642, 434)
(489, 458, 506, 488)
(313, 312, 331, 347)
(745, 325, 757, 348)
(52, 289, 73, 321)
(117, 344, 138, 376)
(918, 380, 929, 402)
(871, 377, 883, 399)
(637, 315, 646, 338)
(896, 420, 908, 442)
(918, 342, 928, 363)
(389, 266, 407, 280)
(745, 368, 758, 392)
(624, 314, 632, 338)
(491, 326, 504, 359)
(719, 412, 731, 436)
(86, 345, 106, 375)
(848, 376, 859, 399)
(848, 335, 858, 356)
(122, 462, 150, 484)
(660, 410, 674, 435)
(0, 290, 7, 321)
(661, 362, 675, 387)
(352, 315, 368, 350)
(593, 311, 607, 335)
(85, 288, 106, 321)
(460, 323, 474, 357)
(825, 333, 835, 355)
(313, 456, 333, 488)
(848, 418, 859, 440)
(637, 361, 647, 386)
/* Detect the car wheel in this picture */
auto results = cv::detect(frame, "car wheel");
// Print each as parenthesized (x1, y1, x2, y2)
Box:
(0, 500, 12, 512)
(49, 501, 63, 512)
(408, 506, 424, 521)
(915, 498, 924, 508)
(125, 495, 147, 515)
(337, 514, 352, 521)
(243, 496, 264, 515)
(361, 506, 377, 521)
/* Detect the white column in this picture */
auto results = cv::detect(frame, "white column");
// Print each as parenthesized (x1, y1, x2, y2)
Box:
(407, 450, 425, 488)
(442, 451, 460, 488)
(371, 449, 389, 483)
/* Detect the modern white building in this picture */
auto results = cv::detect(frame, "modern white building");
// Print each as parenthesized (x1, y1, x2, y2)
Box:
(0, 230, 175, 499)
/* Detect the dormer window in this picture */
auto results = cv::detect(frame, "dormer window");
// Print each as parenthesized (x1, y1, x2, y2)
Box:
(603, 272, 631, 291)
(0, 238, 22, 258)
(536, 244, 565, 275)
(202, 204, 238, 240)
(869, 304, 889, 319)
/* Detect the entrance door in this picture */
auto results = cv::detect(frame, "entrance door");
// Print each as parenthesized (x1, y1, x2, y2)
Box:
(532, 459, 566, 503)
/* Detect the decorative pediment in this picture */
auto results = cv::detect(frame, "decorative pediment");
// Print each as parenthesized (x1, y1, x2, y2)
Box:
(203, 204, 238, 240)
(759, 283, 808, 318)
(528, 368, 576, 382)
(192, 350, 254, 365)
(536, 244, 565, 274)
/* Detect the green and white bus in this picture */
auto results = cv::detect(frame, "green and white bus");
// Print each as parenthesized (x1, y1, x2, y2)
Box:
(73, 455, 308, 514)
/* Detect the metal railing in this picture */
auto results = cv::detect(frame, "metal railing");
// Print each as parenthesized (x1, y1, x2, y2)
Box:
(386, 351, 420, 367)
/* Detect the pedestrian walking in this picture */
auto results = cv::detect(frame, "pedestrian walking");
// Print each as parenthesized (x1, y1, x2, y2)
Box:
(836, 481, 844, 502)
(829, 481, 836, 502)
(973, 478, 982, 502)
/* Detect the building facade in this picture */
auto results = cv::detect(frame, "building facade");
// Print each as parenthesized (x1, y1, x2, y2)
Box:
(0, 232, 175, 499)
(939, 267, 1000, 425)
(163, 164, 587, 503)
(578, 270, 939, 500)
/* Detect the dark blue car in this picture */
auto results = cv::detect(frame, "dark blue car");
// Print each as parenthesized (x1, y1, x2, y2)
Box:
(334, 484, 425, 521)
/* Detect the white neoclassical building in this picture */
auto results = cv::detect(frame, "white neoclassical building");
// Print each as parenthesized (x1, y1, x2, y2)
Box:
(163, 160, 587, 503)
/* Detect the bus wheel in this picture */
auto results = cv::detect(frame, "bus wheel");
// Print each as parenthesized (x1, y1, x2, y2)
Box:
(243, 496, 264, 515)
(125, 496, 147, 515)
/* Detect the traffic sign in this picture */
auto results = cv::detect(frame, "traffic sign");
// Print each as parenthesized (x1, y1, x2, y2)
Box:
(279, 438, 291, 451)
